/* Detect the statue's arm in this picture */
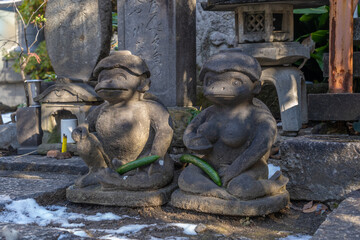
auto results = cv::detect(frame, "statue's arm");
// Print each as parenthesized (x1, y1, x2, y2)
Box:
(222, 112, 277, 185)
(85, 103, 106, 132)
(183, 107, 213, 153)
(148, 103, 174, 158)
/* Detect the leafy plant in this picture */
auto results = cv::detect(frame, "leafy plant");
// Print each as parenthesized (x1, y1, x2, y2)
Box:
(5, 41, 55, 81)
(188, 106, 202, 124)
(294, 6, 329, 72)
(0, 0, 48, 106)
(18, 0, 47, 24)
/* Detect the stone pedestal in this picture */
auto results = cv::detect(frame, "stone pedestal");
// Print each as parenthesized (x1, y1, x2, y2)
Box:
(117, 0, 196, 107)
(171, 189, 289, 216)
(66, 178, 178, 207)
(280, 135, 360, 201)
(16, 107, 42, 154)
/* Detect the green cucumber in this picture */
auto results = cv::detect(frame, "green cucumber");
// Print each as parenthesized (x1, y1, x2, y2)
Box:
(180, 154, 222, 187)
(116, 155, 160, 174)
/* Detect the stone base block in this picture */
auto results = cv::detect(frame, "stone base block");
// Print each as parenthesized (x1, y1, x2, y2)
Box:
(66, 180, 178, 207)
(308, 93, 360, 121)
(37, 143, 77, 155)
(280, 135, 360, 201)
(170, 189, 289, 216)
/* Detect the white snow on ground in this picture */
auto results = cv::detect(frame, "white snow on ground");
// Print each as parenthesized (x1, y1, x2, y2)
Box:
(0, 198, 125, 228)
(268, 164, 281, 179)
(57, 228, 90, 238)
(0, 195, 12, 204)
(279, 234, 312, 240)
(168, 223, 197, 235)
(1, 113, 13, 124)
(96, 223, 197, 239)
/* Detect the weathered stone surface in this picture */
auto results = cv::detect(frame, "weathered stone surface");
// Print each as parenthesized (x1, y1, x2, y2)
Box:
(323, 52, 360, 77)
(0, 223, 90, 240)
(45, 0, 112, 81)
(260, 67, 307, 132)
(235, 42, 310, 66)
(118, 0, 196, 107)
(196, 0, 235, 69)
(168, 107, 194, 147)
(0, 123, 19, 150)
(171, 189, 289, 216)
(37, 143, 78, 155)
(308, 93, 360, 121)
(236, 4, 293, 43)
(312, 190, 360, 240)
(202, 0, 329, 11)
(0, 170, 79, 207)
(16, 107, 41, 147)
(0, 155, 87, 175)
(280, 136, 360, 201)
(66, 179, 178, 207)
(35, 83, 103, 145)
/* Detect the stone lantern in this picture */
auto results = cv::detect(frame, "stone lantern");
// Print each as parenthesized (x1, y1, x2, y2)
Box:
(202, 0, 329, 134)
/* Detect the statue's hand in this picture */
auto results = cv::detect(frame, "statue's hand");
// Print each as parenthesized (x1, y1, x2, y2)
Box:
(186, 136, 213, 154)
(112, 158, 126, 169)
(219, 164, 237, 187)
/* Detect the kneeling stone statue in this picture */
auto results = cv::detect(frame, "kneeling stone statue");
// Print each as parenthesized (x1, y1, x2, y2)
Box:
(66, 51, 176, 207)
(171, 50, 289, 216)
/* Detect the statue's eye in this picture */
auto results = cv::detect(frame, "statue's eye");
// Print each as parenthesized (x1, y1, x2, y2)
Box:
(206, 78, 216, 86)
(232, 79, 242, 86)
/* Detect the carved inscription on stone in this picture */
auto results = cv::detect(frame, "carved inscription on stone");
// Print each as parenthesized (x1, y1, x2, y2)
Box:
(118, 0, 176, 106)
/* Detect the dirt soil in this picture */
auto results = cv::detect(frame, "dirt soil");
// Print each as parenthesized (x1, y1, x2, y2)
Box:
(46, 199, 328, 240)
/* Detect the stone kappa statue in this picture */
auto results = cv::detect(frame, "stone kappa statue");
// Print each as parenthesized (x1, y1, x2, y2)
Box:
(171, 50, 290, 216)
(67, 51, 176, 207)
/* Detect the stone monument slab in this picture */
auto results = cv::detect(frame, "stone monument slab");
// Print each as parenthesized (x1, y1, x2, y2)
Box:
(45, 0, 112, 81)
(117, 0, 196, 107)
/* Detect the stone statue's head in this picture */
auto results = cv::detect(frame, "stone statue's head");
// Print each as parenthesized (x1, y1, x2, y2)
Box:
(93, 51, 151, 103)
(199, 50, 262, 105)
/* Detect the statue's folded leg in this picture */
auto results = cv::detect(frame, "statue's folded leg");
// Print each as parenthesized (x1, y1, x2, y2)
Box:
(96, 156, 174, 191)
(227, 170, 289, 200)
(178, 164, 236, 200)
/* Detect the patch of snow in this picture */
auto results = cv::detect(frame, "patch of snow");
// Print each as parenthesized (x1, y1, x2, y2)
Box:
(105, 224, 156, 235)
(279, 234, 312, 240)
(123, 175, 128, 180)
(268, 164, 281, 179)
(100, 235, 130, 240)
(277, 122, 282, 127)
(159, 160, 164, 166)
(0, 198, 125, 228)
(56, 228, 90, 238)
(169, 223, 197, 235)
(150, 237, 188, 240)
(1, 113, 13, 124)
(0, 195, 12, 204)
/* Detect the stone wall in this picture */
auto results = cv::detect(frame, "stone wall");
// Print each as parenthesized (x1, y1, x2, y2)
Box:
(195, 0, 235, 72)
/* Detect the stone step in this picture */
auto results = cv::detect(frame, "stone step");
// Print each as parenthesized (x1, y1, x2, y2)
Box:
(0, 155, 87, 175)
(323, 52, 360, 78)
(312, 190, 360, 240)
(0, 170, 79, 208)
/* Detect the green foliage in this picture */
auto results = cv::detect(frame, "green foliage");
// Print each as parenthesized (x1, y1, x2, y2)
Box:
(7, 41, 55, 80)
(188, 106, 202, 124)
(18, 0, 47, 24)
(294, 6, 330, 81)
